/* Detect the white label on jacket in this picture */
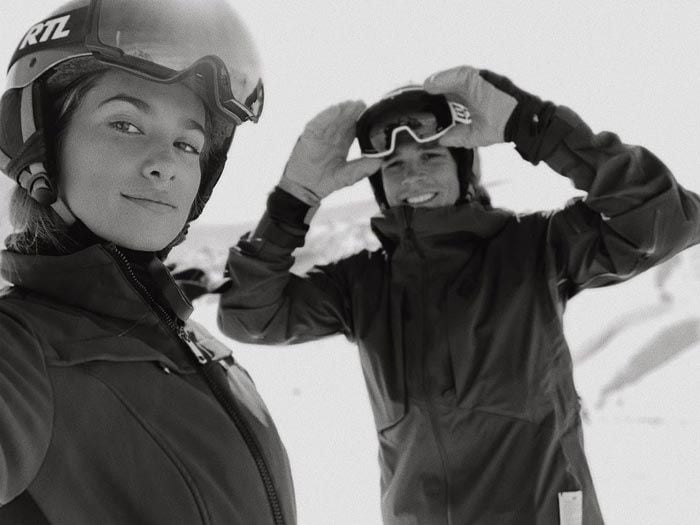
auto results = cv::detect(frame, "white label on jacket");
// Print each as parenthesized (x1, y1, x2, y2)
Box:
(558, 491, 583, 525)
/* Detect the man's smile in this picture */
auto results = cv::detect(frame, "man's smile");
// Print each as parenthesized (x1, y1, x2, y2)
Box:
(404, 192, 438, 205)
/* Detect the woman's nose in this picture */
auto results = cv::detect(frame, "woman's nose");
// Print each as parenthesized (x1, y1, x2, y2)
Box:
(141, 144, 177, 181)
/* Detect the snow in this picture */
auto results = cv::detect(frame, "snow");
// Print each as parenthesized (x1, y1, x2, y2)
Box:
(170, 207, 700, 525)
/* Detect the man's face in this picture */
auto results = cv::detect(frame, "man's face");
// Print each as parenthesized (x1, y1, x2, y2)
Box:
(380, 136, 459, 208)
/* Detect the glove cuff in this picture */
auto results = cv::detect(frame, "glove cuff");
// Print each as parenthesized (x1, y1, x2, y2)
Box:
(268, 185, 318, 226)
(479, 70, 573, 165)
(246, 186, 317, 251)
(278, 176, 322, 208)
(508, 100, 574, 165)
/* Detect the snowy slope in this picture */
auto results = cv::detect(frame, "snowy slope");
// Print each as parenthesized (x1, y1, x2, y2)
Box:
(170, 203, 700, 525)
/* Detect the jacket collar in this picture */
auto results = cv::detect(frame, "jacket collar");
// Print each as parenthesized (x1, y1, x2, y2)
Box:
(0, 243, 193, 324)
(370, 202, 513, 253)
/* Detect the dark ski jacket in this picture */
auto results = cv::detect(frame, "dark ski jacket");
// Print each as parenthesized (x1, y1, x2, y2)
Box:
(218, 106, 700, 525)
(0, 242, 296, 525)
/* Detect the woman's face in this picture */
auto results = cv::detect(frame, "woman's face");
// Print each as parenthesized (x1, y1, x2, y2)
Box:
(59, 70, 206, 251)
(380, 136, 459, 208)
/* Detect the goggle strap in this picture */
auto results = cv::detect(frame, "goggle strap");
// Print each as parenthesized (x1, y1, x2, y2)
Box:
(51, 197, 77, 223)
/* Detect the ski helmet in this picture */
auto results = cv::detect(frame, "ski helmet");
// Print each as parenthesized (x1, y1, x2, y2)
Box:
(0, 0, 263, 222)
(356, 85, 489, 209)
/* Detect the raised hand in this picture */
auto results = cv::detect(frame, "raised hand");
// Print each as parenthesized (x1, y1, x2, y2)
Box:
(279, 101, 382, 206)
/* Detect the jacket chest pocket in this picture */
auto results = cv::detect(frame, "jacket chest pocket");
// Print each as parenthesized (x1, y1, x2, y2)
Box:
(447, 275, 557, 421)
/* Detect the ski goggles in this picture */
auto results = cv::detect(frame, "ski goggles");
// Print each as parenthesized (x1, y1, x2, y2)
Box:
(356, 87, 471, 158)
(7, 0, 263, 125)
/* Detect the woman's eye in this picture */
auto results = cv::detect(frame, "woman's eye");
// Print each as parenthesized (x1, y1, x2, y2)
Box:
(175, 141, 201, 155)
(110, 121, 142, 134)
(422, 152, 441, 161)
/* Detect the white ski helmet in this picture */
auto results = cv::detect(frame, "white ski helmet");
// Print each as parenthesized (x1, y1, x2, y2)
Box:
(0, 0, 263, 221)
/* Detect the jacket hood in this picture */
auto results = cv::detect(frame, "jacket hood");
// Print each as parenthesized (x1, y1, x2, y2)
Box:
(0, 244, 193, 324)
(370, 200, 513, 253)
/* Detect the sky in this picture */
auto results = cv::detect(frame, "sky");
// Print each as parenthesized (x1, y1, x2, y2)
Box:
(1, 0, 700, 230)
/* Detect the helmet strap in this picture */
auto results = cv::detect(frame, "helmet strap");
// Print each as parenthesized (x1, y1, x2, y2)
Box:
(51, 196, 77, 225)
(10, 78, 79, 224)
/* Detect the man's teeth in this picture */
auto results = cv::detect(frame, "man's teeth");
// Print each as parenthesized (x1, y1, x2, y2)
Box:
(406, 193, 436, 204)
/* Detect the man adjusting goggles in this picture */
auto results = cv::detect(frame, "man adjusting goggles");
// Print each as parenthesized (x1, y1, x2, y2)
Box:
(219, 63, 700, 525)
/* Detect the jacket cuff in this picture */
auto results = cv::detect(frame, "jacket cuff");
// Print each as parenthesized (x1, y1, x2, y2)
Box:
(247, 187, 314, 251)
(268, 185, 318, 226)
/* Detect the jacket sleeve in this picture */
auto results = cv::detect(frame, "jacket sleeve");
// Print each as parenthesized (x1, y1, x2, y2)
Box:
(0, 305, 53, 503)
(217, 188, 355, 344)
(517, 104, 700, 297)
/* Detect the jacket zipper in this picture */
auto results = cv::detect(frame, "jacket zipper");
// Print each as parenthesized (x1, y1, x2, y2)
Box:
(421, 264, 453, 525)
(106, 244, 285, 525)
(400, 212, 453, 524)
(199, 360, 286, 525)
(401, 206, 423, 257)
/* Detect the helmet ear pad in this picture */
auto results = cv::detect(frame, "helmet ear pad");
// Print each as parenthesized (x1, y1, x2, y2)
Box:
(0, 88, 25, 163)
(367, 147, 491, 209)
(368, 167, 389, 210)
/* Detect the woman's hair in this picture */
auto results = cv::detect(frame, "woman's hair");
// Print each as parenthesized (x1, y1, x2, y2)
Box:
(7, 70, 213, 255)
(7, 71, 106, 254)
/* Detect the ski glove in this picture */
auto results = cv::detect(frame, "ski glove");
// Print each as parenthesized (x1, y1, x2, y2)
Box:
(424, 65, 568, 164)
(279, 101, 381, 206)
(170, 266, 211, 301)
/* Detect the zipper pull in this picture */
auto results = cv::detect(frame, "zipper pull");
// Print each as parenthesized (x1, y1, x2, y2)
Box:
(181, 329, 208, 365)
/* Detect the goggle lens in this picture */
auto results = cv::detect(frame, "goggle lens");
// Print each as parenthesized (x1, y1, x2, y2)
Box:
(95, 0, 263, 123)
(368, 111, 446, 152)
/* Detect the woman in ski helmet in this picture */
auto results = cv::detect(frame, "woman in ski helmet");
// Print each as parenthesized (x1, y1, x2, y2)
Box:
(0, 1, 294, 523)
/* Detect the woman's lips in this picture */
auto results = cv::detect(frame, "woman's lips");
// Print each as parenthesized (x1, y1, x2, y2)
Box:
(121, 194, 176, 213)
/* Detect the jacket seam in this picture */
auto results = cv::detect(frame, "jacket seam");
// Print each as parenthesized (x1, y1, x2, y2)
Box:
(470, 406, 539, 425)
(79, 367, 212, 525)
(0, 305, 56, 502)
